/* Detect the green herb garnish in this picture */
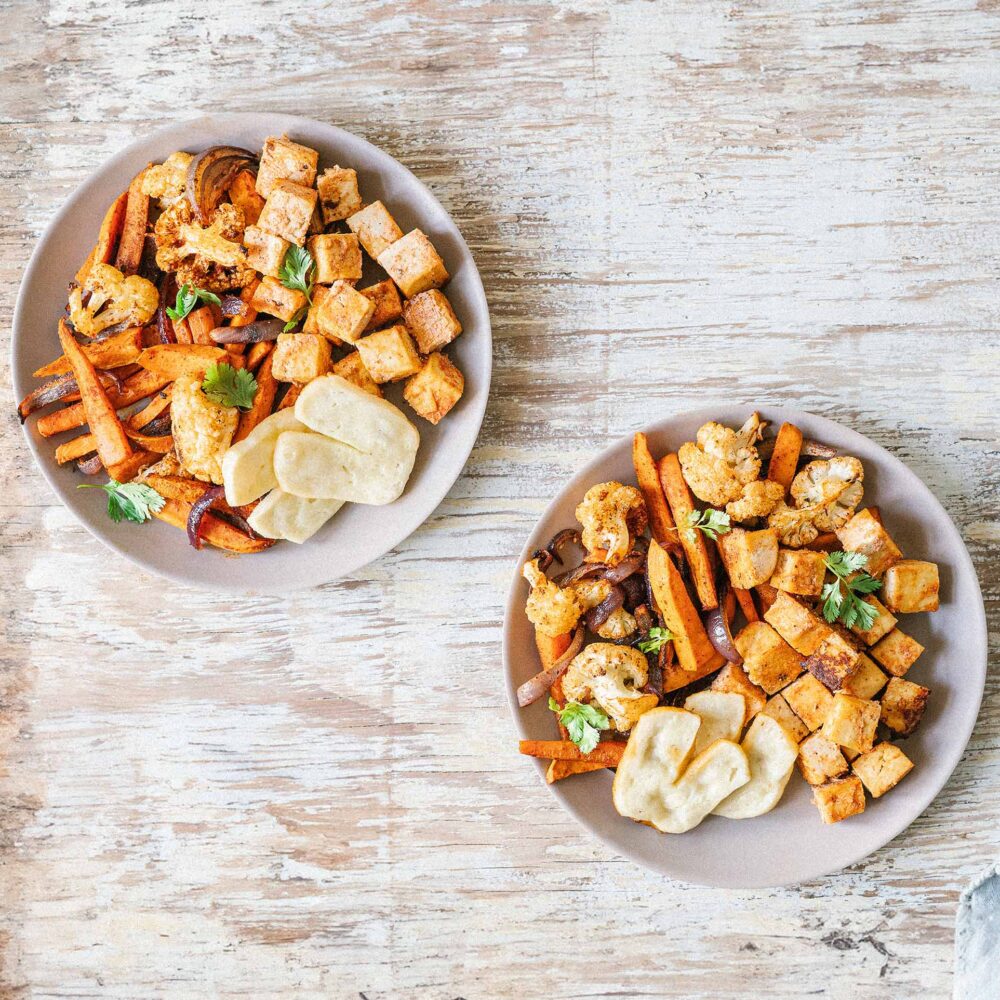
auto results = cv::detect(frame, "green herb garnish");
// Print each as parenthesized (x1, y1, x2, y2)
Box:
(821, 550, 882, 630)
(637, 626, 675, 655)
(685, 508, 731, 542)
(283, 304, 309, 333)
(548, 697, 610, 754)
(202, 361, 258, 410)
(279, 245, 315, 301)
(166, 283, 222, 323)
(78, 479, 165, 524)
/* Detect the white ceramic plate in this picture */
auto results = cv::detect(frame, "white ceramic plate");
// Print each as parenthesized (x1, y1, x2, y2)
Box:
(12, 112, 491, 593)
(503, 406, 987, 887)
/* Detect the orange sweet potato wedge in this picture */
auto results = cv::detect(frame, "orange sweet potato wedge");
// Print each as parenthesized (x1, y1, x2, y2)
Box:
(37, 369, 170, 437)
(137, 343, 228, 380)
(228, 170, 265, 227)
(114, 168, 151, 275)
(33, 327, 144, 378)
(108, 450, 159, 482)
(733, 587, 759, 623)
(75, 191, 128, 284)
(233, 353, 276, 443)
(767, 422, 803, 493)
(186, 304, 223, 346)
(518, 740, 626, 766)
(633, 432, 678, 549)
(153, 498, 274, 554)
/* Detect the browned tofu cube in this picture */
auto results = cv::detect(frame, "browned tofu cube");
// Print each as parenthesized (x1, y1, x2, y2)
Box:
(883, 560, 940, 613)
(869, 628, 924, 677)
(316, 165, 362, 224)
(346, 201, 403, 259)
(250, 276, 308, 323)
(403, 352, 464, 425)
(813, 775, 866, 824)
(761, 693, 810, 743)
(314, 280, 375, 344)
(803, 632, 861, 692)
(717, 528, 779, 589)
(821, 692, 880, 754)
(359, 279, 404, 331)
(880, 677, 930, 736)
(403, 289, 463, 354)
(852, 742, 914, 798)
(302, 286, 337, 343)
(763, 591, 834, 656)
(243, 225, 290, 278)
(332, 352, 382, 398)
(850, 594, 897, 646)
(257, 179, 318, 247)
(835, 508, 903, 577)
(769, 548, 828, 597)
(841, 654, 888, 700)
(308, 233, 363, 284)
(798, 732, 849, 785)
(709, 662, 767, 725)
(377, 229, 449, 297)
(782, 673, 834, 731)
(355, 324, 422, 384)
(734, 621, 803, 694)
(271, 333, 331, 384)
(256, 135, 319, 198)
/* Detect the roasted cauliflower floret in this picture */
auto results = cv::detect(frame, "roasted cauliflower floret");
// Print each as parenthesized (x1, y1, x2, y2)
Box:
(523, 559, 585, 638)
(67, 262, 158, 337)
(768, 501, 821, 548)
(137, 450, 186, 481)
(170, 375, 238, 484)
(154, 201, 257, 293)
(726, 478, 785, 523)
(141, 151, 193, 209)
(790, 457, 864, 532)
(678, 413, 765, 506)
(562, 643, 658, 732)
(575, 482, 647, 565)
(595, 607, 638, 641)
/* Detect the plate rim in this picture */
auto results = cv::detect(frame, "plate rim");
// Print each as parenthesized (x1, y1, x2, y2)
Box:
(502, 404, 987, 887)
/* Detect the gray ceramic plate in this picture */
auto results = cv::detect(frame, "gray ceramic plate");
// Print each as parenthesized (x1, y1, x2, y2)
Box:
(12, 112, 491, 593)
(503, 406, 987, 887)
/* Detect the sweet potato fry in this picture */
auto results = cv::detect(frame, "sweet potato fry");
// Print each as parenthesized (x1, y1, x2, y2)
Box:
(546, 759, 608, 783)
(733, 587, 759, 622)
(658, 453, 717, 609)
(127, 387, 173, 429)
(33, 327, 144, 378)
(55, 432, 100, 465)
(114, 168, 151, 275)
(173, 317, 193, 344)
(37, 369, 170, 437)
(633, 432, 678, 549)
(143, 474, 212, 504)
(228, 279, 261, 328)
(153, 497, 274, 554)
(536, 630, 573, 671)
(75, 191, 128, 284)
(137, 343, 227, 380)
(278, 381, 304, 411)
(56, 319, 131, 468)
(123, 428, 173, 453)
(233, 353, 276, 443)
(228, 170, 265, 226)
(543, 675, 607, 782)
(108, 450, 158, 482)
(246, 341, 272, 371)
(767, 422, 803, 493)
(187, 304, 223, 346)
(18, 370, 121, 421)
(518, 740, 626, 766)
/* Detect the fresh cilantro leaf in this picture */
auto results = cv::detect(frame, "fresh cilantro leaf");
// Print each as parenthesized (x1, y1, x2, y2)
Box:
(202, 362, 258, 410)
(78, 479, 165, 524)
(279, 245, 315, 302)
(549, 697, 610, 754)
(283, 304, 309, 333)
(166, 283, 222, 323)
(822, 550, 881, 631)
(825, 550, 869, 577)
(637, 626, 675, 655)
(685, 508, 731, 542)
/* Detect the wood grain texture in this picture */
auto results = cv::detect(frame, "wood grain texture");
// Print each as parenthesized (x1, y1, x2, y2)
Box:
(1, 1, 998, 997)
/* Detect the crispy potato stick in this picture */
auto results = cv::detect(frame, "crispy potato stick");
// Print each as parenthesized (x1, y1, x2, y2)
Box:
(632, 432, 678, 549)
(658, 453, 718, 610)
(75, 191, 128, 284)
(518, 740, 626, 766)
(56, 319, 131, 468)
(153, 497, 274, 554)
(245, 340, 272, 371)
(37, 369, 170, 437)
(187, 305, 223, 346)
(229, 279, 261, 328)
(233, 353, 276, 443)
(228, 170, 265, 226)
(127, 386, 173, 429)
(733, 587, 759, 622)
(137, 343, 228, 380)
(766, 422, 803, 493)
(114, 168, 151, 275)
(277, 381, 304, 411)
(33, 327, 144, 378)
(108, 450, 158, 482)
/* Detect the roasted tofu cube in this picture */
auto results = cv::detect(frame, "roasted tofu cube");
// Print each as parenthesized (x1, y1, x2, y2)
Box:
(359, 279, 404, 331)
(316, 165, 362, 224)
(308, 233, 363, 284)
(869, 628, 924, 677)
(880, 677, 930, 736)
(803, 632, 861, 692)
(355, 323, 422, 383)
(250, 276, 308, 323)
(850, 594, 897, 646)
(313, 280, 375, 344)
(883, 560, 940, 613)
(709, 662, 766, 725)
(761, 693, 810, 743)
(257, 179, 318, 247)
(271, 333, 331, 384)
(821, 692, 880, 754)
(763, 590, 834, 656)
(782, 673, 834, 731)
(403, 352, 465, 425)
(852, 742, 914, 798)
(813, 775, 866, 824)
(798, 732, 849, 785)
(769, 548, 827, 597)
(835, 508, 902, 577)
(170, 374, 238, 485)
(717, 528, 779, 589)
(332, 351, 382, 398)
(346, 200, 403, 259)
(841, 654, 888, 700)
(243, 225, 290, 278)
(256, 136, 319, 198)
(733, 621, 803, 694)
(378, 229, 449, 297)
(403, 289, 463, 354)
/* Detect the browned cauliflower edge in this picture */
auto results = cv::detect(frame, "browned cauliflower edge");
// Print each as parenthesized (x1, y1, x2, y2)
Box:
(67, 263, 158, 337)
(574, 482, 647, 565)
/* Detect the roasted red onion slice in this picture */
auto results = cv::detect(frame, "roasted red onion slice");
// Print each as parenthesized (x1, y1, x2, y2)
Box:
(155, 273, 178, 345)
(210, 319, 284, 344)
(186, 146, 257, 223)
(515, 627, 585, 707)
(17, 370, 122, 422)
(186, 485, 228, 549)
(218, 294, 247, 317)
(703, 603, 743, 665)
(586, 584, 624, 631)
(557, 551, 644, 587)
(76, 454, 103, 476)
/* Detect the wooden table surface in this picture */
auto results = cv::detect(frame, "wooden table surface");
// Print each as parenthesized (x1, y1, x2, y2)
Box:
(1, 2, 998, 997)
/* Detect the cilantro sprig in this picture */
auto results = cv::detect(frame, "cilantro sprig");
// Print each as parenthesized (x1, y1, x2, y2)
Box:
(637, 626, 675, 655)
(685, 508, 731, 542)
(166, 284, 222, 323)
(549, 697, 610, 754)
(821, 550, 882, 630)
(78, 479, 165, 524)
(278, 246, 315, 332)
(202, 361, 258, 410)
